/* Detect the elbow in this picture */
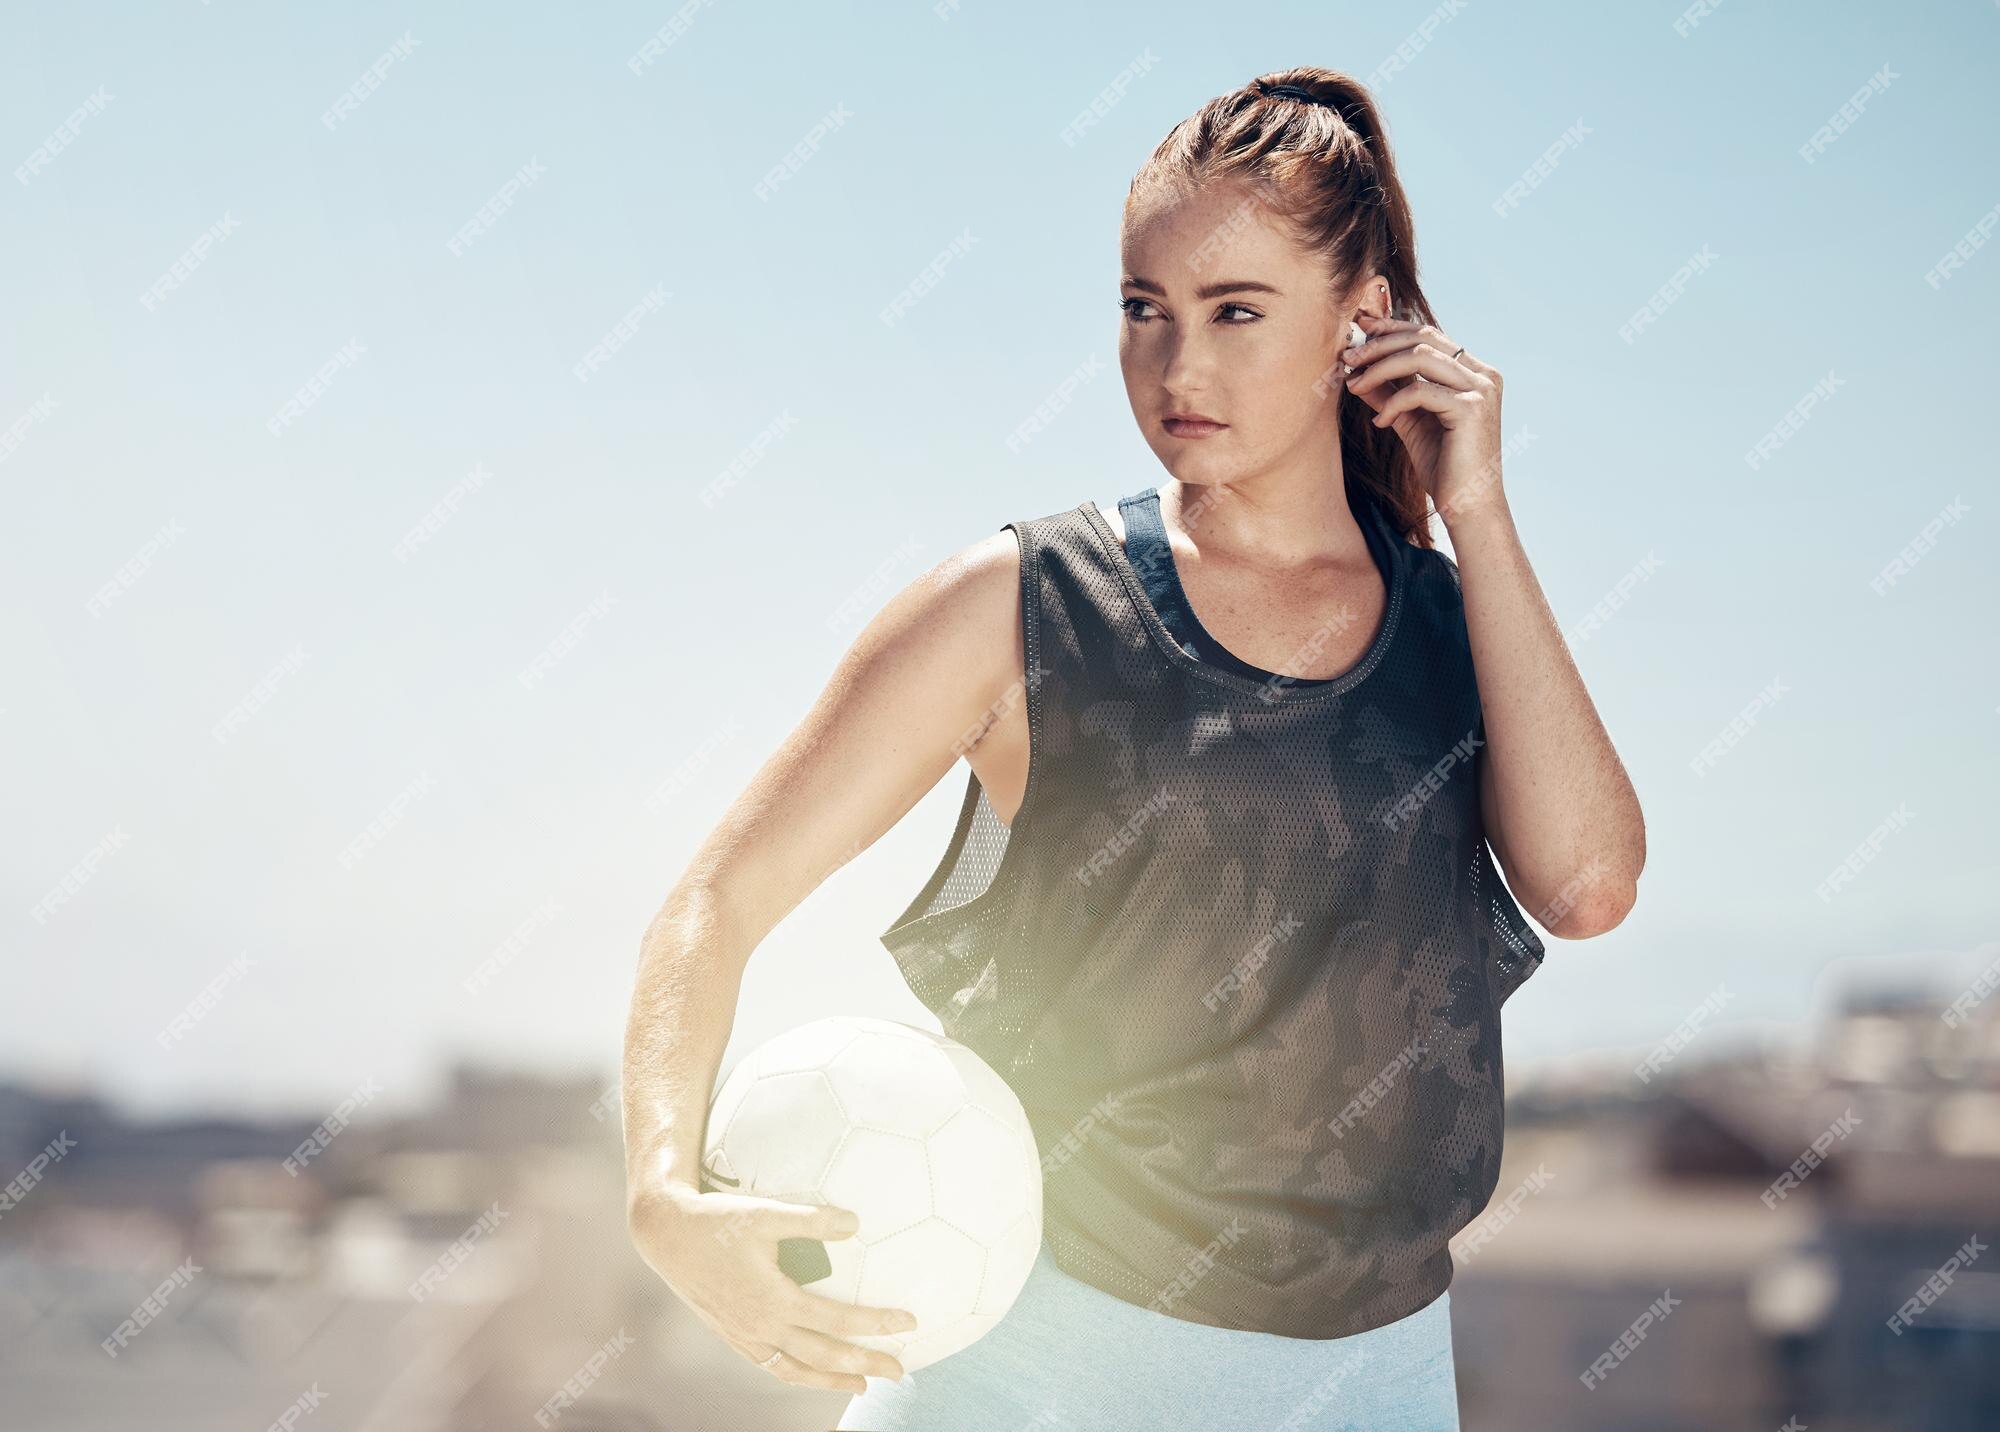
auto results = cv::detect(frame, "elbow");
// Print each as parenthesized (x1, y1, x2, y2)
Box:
(1541, 874, 1639, 941)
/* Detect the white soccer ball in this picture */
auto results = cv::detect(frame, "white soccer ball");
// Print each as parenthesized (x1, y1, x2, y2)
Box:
(699, 1015, 1044, 1373)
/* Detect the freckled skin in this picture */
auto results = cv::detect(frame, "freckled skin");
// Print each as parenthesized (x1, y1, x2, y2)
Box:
(1118, 179, 1377, 501)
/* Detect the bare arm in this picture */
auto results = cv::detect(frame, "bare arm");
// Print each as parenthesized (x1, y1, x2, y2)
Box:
(1454, 497, 1646, 940)
(622, 526, 1027, 1213)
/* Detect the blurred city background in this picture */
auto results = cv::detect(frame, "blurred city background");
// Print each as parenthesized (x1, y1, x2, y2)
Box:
(6, 0, 1996, 1427)
(8, 976, 2000, 1429)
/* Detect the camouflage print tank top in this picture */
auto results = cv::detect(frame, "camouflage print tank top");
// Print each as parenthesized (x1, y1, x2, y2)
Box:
(880, 487, 1547, 1340)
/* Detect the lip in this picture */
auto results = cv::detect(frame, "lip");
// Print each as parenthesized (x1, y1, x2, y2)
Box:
(1162, 412, 1228, 438)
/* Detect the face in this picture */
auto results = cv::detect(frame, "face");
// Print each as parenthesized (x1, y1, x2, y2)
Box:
(1118, 178, 1384, 488)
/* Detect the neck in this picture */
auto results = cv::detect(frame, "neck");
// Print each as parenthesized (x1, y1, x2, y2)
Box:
(1157, 448, 1368, 572)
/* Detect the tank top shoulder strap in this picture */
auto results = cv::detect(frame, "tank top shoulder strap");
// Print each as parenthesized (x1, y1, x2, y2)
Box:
(1000, 499, 1150, 682)
(997, 498, 1167, 792)
(1115, 485, 1166, 551)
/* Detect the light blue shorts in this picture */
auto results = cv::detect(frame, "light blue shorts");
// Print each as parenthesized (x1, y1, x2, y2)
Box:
(836, 1241, 1461, 1432)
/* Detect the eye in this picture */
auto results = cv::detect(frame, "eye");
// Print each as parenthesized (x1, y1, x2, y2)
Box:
(1120, 297, 1263, 324)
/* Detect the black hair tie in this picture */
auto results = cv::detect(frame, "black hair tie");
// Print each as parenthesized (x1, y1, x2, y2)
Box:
(1256, 81, 1335, 108)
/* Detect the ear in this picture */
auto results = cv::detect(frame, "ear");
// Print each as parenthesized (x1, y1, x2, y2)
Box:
(1345, 272, 1393, 322)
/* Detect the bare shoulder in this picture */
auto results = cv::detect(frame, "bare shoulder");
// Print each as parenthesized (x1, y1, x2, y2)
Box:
(672, 521, 1033, 941)
(836, 522, 1030, 754)
(880, 525, 1024, 670)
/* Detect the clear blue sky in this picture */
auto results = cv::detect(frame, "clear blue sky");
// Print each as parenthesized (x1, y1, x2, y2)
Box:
(4, 1, 1995, 1119)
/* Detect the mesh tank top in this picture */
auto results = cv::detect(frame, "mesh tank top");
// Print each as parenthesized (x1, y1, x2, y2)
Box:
(1116, 485, 1344, 689)
(880, 486, 1546, 1340)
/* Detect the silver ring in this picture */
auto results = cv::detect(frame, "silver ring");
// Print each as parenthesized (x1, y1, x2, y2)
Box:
(1450, 346, 1465, 360)
(757, 1348, 785, 1369)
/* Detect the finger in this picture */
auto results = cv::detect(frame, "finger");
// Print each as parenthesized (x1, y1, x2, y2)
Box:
(1350, 311, 1431, 355)
(1454, 348, 1502, 388)
(1342, 366, 1394, 416)
(728, 1334, 781, 1368)
(1354, 311, 1422, 335)
(758, 1346, 870, 1395)
(779, 1323, 908, 1382)
(728, 1334, 869, 1394)
(1346, 317, 1459, 370)
(1369, 376, 1466, 428)
(1346, 344, 1477, 395)
(783, 1283, 922, 1341)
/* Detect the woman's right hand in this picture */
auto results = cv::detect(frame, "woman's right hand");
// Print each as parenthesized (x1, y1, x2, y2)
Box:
(628, 1183, 919, 1394)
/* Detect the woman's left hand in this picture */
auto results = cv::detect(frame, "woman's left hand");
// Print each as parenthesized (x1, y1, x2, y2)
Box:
(1341, 313, 1506, 523)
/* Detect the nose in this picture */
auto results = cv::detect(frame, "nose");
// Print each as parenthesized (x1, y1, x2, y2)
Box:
(1153, 324, 1216, 395)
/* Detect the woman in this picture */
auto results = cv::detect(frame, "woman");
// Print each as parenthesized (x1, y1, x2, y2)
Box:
(624, 68, 1644, 1431)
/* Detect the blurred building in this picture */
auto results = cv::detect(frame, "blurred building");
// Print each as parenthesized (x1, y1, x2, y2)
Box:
(1450, 983, 2000, 1432)
(2, 979, 1996, 1429)
(0, 1064, 830, 1431)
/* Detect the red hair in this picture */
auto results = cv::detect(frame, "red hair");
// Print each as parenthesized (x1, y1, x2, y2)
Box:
(1129, 67, 1438, 548)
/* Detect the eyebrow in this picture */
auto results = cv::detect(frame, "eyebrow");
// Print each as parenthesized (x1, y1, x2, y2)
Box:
(1122, 277, 1282, 300)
